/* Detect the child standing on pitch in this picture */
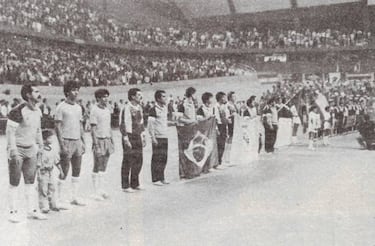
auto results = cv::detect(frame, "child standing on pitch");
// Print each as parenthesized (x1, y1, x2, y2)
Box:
(308, 106, 321, 150)
(37, 129, 64, 213)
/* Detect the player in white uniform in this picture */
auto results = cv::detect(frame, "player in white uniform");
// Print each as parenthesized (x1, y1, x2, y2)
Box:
(6, 84, 47, 222)
(55, 81, 86, 207)
(290, 103, 301, 144)
(308, 106, 321, 150)
(90, 89, 114, 200)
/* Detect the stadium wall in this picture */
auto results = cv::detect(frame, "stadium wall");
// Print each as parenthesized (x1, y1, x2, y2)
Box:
(0, 75, 262, 105)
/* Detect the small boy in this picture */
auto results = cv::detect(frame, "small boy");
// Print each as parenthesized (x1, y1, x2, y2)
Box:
(37, 129, 64, 213)
(308, 106, 321, 150)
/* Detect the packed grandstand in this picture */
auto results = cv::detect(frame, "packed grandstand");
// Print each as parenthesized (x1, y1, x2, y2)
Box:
(1, 0, 375, 133)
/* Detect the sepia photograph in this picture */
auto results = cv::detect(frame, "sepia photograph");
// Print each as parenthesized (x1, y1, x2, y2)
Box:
(0, 0, 374, 245)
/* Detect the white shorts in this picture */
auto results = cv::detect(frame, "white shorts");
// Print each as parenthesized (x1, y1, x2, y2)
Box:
(323, 121, 331, 130)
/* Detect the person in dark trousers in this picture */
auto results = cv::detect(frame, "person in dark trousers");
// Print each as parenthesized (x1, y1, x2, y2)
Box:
(120, 88, 146, 192)
(148, 90, 170, 186)
(215, 92, 229, 169)
(263, 98, 278, 153)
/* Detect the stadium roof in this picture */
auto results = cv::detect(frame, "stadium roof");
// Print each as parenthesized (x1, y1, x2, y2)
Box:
(173, 0, 361, 18)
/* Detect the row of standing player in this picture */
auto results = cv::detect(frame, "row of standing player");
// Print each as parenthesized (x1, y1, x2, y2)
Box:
(5, 80, 174, 223)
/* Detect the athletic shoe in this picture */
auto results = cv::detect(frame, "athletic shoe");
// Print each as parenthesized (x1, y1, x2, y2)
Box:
(91, 194, 104, 201)
(27, 210, 47, 220)
(56, 201, 71, 210)
(133, 187, 145, 191)
(50, 207, 60, 212)
(8, 210, 22, 223)
(214, 166, 225, 170)
(71, 198, 86, 206)
(101, 192, 110, 200)
(41, 208, 50, 214)
(153, 181, 164, 186)
(122, 188, 135, 193)
(161, 180, 170, 185)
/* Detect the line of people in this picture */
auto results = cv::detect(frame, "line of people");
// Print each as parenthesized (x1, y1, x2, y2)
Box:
(6, 79, 371, 223)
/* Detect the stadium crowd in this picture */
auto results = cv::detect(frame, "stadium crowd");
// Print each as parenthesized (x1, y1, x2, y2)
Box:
(0, 0, 371, 50)
(0, 35, 233, 86)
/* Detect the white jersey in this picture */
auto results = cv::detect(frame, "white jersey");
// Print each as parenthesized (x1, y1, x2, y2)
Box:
(323, 111, 332, 130)
(55, 101, 83, 140)
(308, 111, 321, 133)
(290, 105, 301, 125)
(90, 104, 112, 138)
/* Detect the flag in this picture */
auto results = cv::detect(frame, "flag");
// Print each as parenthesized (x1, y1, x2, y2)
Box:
(177, 117, 218, 179)
(313, 92, 329, 119)
(230, 114, 260, 165)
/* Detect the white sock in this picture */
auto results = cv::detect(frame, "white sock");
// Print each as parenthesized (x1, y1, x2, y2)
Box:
(308, 140, 314, 149)
(71, 177, 80, 201)
(292, 136, 297, 144)
(24, 184, 37, 213)
(8, 185, 18, 212)
(92, 173, 99, 195)
(98, 172, 106, 195)
(57, 179, 66, 202)
(225, 144, 231, 163)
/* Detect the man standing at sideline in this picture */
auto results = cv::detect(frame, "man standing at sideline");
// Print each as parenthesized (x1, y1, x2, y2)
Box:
(6, 84, 46, 222)
(226, 91, 238, 164)
(148, 90, 170, 186)
(177, 87, 198, 125)
(55, 80, 86, 207)
(90, 89, 114, 200)
(263, 98, 278, 153)
(215, 92, 230, 169)
(120, 88, 146, 192)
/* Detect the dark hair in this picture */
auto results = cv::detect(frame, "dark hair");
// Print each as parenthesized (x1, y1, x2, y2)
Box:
(21, 84, 37, 101)
(325, 106, 330, 111)
(94, 88, 110, 100)
(268, 98, 275, 105)
(185, 87, 196, 98)
(201, 92, 213, 104)
(42, 129, 54, 140)
(128, 88, 141, 101)
(154, 90, 166, 101)
(216, 92, 226, 102)
(227, 91, 235, 101)
(63, 80, 80, 97)
(247, 96, 256, 107)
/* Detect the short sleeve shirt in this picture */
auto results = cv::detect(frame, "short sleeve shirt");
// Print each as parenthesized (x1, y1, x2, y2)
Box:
(178, 100, 196, 121)
(149, 104, 168, 138)
(7, 103, 42, 147)
(90, 104, 112, 138)
(55, 101, 82, 140)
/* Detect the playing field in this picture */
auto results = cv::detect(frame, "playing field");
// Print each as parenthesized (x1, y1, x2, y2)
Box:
(1, 76, 374, 246)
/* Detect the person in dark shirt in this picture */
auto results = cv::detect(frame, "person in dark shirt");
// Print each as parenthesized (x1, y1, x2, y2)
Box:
(357, 114, 375, 150)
